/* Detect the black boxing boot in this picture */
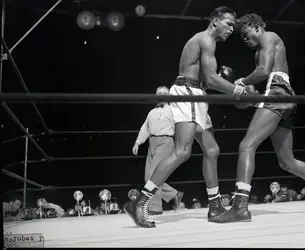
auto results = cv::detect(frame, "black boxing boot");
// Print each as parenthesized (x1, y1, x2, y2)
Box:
(210, 189, 252, 223)
(125, 188, 157, 228)
(207, 193, 227, 222)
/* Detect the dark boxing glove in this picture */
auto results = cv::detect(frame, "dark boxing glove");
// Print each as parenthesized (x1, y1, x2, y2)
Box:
(218, 66, 235, 83)
(235, 84, 260, 109)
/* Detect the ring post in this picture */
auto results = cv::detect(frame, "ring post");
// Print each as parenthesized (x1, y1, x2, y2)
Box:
(23, 128, 29, 209)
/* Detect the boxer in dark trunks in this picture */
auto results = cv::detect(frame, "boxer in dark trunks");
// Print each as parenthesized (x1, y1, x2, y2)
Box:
(125, 6, 259, 228)
(212, 13, 305, 223)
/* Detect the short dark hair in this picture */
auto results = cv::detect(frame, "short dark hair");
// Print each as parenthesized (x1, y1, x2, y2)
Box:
(237, 13, 266, 33)
(210, 6, 236, 22)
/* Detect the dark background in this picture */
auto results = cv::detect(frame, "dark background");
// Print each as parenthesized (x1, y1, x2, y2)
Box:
(1, 0, 305, 209)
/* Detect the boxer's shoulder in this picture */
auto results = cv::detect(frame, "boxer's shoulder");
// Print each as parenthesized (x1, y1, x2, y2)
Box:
(259, 31, 281, 45)
(197, 33, 215, 52)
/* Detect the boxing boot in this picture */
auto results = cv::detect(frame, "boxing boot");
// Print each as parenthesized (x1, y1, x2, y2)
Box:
(207, 195, 227, 222)
(125, 190, 156, 228)
(209, 190, 252, 223)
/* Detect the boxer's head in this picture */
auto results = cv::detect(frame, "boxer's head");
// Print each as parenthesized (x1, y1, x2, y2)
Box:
(156, 86, 169, 105)
(237, 13, 266, 49)
(209, 6, 236, 42)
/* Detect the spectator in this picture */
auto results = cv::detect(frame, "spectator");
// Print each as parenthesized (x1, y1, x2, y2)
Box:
(249, 195, 260, 204)
(3, 198, 22, 221)
(35, 198, 65, 217)
(297, 188, 305, 201)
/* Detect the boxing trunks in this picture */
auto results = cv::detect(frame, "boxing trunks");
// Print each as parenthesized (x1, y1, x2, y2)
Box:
(169, 76, 212, 132)
(257, 71, 296, 129)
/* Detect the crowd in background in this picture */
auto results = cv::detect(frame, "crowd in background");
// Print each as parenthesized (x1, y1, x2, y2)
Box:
(3, 181, 305, 222)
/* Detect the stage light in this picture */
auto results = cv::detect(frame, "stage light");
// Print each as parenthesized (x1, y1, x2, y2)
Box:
(106, 12, 125, 31)
(270, 182, 280, 197)
(128, 189, 140, 201)
(73, 190, 84, 217)
(191, 198, 202, 209)
(37, 198, 45, 219)
(99, 189, 111, 201)
(135, 5, 146, 16)
(73, 190, 84, 202)
(99, 189, 112, 215)
(76, 10, 97, 30)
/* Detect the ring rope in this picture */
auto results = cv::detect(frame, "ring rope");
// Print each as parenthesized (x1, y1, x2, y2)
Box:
(2, 102, 50, 159)
(47, 149, 305, 161)
(3, 126, 305, 144)
(2, 131, 47, 144)
(2, 169, 48, 190)
(1, 93, 305, 104)
(3, 149, 305, 168)
(48, 126, 305, 135)
(5, 175, 298, 192)
(3, 159, 46, 169)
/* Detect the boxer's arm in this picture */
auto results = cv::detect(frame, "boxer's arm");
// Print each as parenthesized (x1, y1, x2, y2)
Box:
(242, 33, 276, 86)
(135, 115, 150, 145)
(200, 40, 236, 95)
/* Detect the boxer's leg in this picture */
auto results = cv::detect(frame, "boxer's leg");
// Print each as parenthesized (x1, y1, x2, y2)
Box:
(271, 126, 305, 179)
(149, 122, 197, 185)
(195, 128, 219, 189)
(210, 108, 281, 223)
(155, 138, 179, 205)
(195, 129, 226, 220)
(125, 122, 197, 228)
(236, 109, 281, 183)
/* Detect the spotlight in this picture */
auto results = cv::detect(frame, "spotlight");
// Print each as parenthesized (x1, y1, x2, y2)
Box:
(106, 11, 125, 31)
(99, 189, 111, 201)
(73, 190, 84, 202)
(128, 189, 140, 201)
(76, 10, 97, 30)
(191, 198, 202, 209)
(270, 182, 280, 197)
(36, 198, 45, 219)
(99, 189, 112, 215)
(135, 5, 146, 16)
(73, 190, 84, 217)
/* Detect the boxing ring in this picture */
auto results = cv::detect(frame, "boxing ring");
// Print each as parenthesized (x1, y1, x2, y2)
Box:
(1, 1, 305, 248)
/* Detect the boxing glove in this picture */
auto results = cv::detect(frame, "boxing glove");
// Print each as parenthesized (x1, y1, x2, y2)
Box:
(235, 85, 259, 109)
(218, 66, 235, 82)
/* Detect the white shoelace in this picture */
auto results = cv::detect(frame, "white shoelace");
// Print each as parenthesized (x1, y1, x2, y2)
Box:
(141, 191, 153, 222)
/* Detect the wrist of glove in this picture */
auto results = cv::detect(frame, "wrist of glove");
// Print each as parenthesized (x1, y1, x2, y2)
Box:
(233, 78, 246, 95)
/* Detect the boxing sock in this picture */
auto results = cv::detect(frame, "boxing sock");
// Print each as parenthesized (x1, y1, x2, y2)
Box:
(207, 186, 221, 201)
(235, 182, 251, 197)
(142, 180, 159, 195)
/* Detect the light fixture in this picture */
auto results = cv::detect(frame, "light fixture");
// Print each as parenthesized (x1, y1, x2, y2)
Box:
(135, 5, 146, 16)
(73, 190, 84, 217)
(128, 189, 140, 201)
(105, 12, 125, 31)
(270, 182, 280, 197)
(76, 10, 97, 30)
(99, 189, 111, 214)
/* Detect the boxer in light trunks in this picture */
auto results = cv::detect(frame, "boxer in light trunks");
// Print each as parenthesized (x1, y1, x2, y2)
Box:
(125, 6, 258, 228)
(212, 13, 305, 223)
